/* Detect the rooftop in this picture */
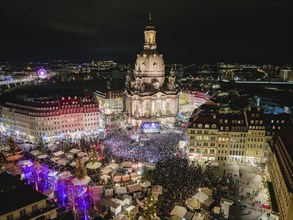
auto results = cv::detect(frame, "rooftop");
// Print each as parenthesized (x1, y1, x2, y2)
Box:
(0, 172, 48, 216)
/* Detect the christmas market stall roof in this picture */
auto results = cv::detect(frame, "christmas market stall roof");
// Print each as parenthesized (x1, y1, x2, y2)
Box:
(0, 172, 47, 216)
(86, 161, 102, 169)
(185, 198, 200, 210)
(194, 191, 209, 203)
(127, 183, 141, 193)
(170, 206, 187, 219)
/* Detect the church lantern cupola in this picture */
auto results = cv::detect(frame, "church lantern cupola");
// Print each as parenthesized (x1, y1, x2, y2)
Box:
(144, 13, 157, 50)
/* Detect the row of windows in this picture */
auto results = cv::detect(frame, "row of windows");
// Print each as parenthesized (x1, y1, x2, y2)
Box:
(247, 144, 263, 149)
(230, 139, 246, 143)
(230, 150, 244, 156)
(248, 137, 264, 142)
(248, 131, 265, 136)
(218, 150, 228, 154)
(250, 120, 263, 124)
(193, 124, 217, 129)
(190, 130, 217, 135)
(230, 145, 245, 149)
(248, 126, 266, 130)
(189, 142, 216, 147)
(190, 135, 217, 141)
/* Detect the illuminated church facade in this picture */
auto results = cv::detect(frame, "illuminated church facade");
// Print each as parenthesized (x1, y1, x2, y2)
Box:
(125, 15, 179, 126)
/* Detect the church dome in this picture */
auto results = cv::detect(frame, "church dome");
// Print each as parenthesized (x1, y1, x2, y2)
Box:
(134, 50, 165, 86)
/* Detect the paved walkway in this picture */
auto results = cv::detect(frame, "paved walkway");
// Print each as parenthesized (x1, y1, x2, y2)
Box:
(215, 162, 278, 220)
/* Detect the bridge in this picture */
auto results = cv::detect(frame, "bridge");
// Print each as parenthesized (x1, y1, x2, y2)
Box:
(0, 77, 35, 94)
(0, 76, 34, 86)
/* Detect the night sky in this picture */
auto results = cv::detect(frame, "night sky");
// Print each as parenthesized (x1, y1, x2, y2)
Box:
(0, 0, 292, 64)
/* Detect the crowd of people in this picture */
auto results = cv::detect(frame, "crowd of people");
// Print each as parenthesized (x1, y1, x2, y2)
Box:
(151, 158, 219, 218)
(102, 129, 183, 162)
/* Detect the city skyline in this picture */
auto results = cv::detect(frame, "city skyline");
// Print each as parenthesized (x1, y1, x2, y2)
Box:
(0, 0, 292, 64)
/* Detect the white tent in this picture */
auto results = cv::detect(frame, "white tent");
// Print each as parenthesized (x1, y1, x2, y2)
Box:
(81, 157, 89, 163)
(130, 172, 140, 181)
(72, 176, 91, 186)
(66, 154, 74, 160)
(48, 170, 58, 177)
(59, 171, 72, 179)
(127, 184, 141, 193)
(113, 175, 122, 182)
(86, 161, 102, 169)
(140, 181, 151, 188)
(186, 198, 200, 210)
(69, 148, 80, 154)
(105, 189, 114, 197)
(101, 167, 112, 175)
(77, 152, 87, 157)
(170, 206, 187, 219)
(51, 157, 60, 163)
(115, 187, 127, 195)
(200, 187, 213, 197)
(70, 162, 76, 167)
(109, 163, 119, 170)
(57, 159, 68, 166)
(192, 212, 205, 220)
(89, 186, 104, 197)
(47, 144, 57, 151)
(121, 161, 132, 168)
(100, 174, 111, 183)
(37, 154, 48, 159)
(194, 191, 209, 203)
(53, 151, 64, 157)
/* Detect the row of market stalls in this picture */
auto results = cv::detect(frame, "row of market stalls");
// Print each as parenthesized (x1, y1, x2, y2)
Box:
(170, 187, 216, 220)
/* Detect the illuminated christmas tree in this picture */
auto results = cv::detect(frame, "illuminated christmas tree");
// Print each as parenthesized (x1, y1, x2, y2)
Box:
(86, 144, 102, 170)
(88, 144, 98, 164)
(75, 157, 87, 179)
(143, 195, 157, 219)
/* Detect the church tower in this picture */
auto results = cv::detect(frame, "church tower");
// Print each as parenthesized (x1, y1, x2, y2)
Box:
(124, 14, 179, 128)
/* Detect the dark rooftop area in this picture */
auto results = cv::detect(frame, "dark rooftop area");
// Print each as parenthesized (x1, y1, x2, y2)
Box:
(0, 172, 47, 216)
(0, 172, 23, 192)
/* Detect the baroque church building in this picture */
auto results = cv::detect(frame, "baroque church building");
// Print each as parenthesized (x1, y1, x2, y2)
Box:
(125, 15, 179, 126)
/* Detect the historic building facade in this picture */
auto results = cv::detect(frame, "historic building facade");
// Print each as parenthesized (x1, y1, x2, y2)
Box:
(267, 129, 293, 220)
(124, 15, 179, 126)
(0, 96, 99, 142)
(187, 106, 293, 163)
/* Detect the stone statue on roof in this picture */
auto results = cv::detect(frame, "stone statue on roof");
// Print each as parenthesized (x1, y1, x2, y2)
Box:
(167, 67, 176, 91)
(125, 69, 132, 90)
